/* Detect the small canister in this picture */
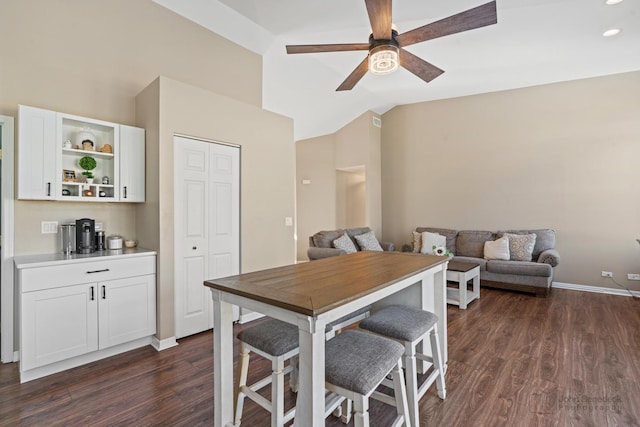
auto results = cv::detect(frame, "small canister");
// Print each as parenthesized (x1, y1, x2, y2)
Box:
(95, 231, 106, 251)
(107, 235, 123, 250)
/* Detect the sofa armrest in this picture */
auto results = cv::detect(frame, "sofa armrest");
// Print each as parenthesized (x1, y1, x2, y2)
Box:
(537, 249, 560, 267)
(307, 247, 346, 260)
(380, 242, 395, 252)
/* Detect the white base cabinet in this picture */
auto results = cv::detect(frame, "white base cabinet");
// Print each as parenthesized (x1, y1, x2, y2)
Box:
(16, 251, 156, 382)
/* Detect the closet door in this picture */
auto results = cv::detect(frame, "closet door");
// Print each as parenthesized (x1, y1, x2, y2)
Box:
(174, 136, 239, 338)
(209, 144, 240, 287)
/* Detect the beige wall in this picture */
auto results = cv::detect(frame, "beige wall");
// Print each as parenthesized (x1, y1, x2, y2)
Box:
(381, 71, 640, 290)
(295, 135, 337, 260)
(336, 169, 366, 229)
(136, 77, 295, 340)
(0, 0, 262, 255)
(296, 111, 382, 260)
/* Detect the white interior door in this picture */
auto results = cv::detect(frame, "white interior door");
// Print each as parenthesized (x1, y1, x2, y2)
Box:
(174, 136, 239, 339)
(209, 144, 240, 283)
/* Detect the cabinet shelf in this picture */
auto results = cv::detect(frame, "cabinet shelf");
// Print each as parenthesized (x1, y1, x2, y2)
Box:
(62, 148, 114, 158)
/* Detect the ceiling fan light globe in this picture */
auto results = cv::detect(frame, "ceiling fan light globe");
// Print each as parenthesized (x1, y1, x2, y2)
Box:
(369, 44, 399, 75)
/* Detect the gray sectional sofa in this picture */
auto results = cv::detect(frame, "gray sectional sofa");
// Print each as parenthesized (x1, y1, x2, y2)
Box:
(402, 227, 559, 297)
(308, 227, 395, 260)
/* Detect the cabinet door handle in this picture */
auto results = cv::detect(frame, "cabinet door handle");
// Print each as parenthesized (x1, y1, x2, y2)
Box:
(90, 286, 95, 301)
(192, 246, 197, 250)
(87, 268, 110, 274)
(123, 186, 127, 199)
(47, 182, 51, 197)
(102, 285, 106, 299)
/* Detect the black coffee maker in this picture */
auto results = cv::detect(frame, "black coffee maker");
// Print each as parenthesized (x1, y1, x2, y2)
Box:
(76, 218, 96, 254)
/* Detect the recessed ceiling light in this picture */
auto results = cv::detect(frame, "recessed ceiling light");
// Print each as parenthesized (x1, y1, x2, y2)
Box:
(603, 28, 621, 37)
(605, 0, 623, 5)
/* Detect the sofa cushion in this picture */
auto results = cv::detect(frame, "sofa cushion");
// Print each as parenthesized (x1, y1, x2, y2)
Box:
(484, 236, 510, 260)
(486, 260, 552, 277)
(497, 229, 556, 261)
(503, 233, 537, 262)
(416, 227, 458, 253)
(354, 230, 383, 251)
(312, 229, 346, 249)
(456, 230, 495, 258)
(333, 233, 358, 254)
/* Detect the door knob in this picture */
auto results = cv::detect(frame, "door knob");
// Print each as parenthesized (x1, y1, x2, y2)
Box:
(192, 246, 197, 250)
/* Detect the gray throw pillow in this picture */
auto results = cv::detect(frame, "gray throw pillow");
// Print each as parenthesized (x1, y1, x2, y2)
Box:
(332, 233, 358, 254)
(354, 230, 383, 251)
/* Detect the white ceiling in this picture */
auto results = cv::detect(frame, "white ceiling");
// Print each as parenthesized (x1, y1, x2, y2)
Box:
(153, 0, 640, 140)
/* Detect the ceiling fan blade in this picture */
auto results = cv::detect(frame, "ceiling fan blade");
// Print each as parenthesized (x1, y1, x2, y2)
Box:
(286, 43, 370, 54)
(365, 0, 393, 40)
(337, 57, 369, 91)
(396, 1, 497, 47)
(399, 49, 444, 83)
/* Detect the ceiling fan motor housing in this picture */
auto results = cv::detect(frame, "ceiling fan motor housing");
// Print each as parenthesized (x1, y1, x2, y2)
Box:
(368, 30, 400, 74)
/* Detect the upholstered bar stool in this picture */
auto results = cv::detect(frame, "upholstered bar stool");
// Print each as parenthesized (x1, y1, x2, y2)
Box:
(234, 318, 299, 427)
(359, 305, 446, 427)
(234, 307, 372, 426)
(324, 329, 411, 427)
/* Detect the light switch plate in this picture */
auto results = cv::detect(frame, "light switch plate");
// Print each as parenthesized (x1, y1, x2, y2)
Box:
(41, 221, 58, 234)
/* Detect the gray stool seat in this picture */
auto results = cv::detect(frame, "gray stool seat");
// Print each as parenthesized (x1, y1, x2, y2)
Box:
(359, 304, 438, 341)
(324, 330, 411, 427)
(358, 304, 446, 427)
(236, 319, 299, 356)
(325, 330, 404, 395)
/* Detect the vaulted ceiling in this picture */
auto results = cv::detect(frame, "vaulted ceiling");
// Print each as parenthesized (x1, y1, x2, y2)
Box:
(154, 0, 640, 140)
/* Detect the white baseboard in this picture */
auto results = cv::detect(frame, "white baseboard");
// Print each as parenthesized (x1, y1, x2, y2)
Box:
(238, 311, 264, 324)
(151, 336, 178, 351)
(552, 281, 640, 297)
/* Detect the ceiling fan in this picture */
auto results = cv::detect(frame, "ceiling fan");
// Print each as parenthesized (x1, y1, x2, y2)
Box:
(286, 0, 497, 91)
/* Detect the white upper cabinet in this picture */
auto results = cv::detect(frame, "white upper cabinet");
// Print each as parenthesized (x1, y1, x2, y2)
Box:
(119, 125, 145, 202)
(57, 112, 120, 201)
(17, 105, 145, 202)
(17, 105, 57, 200)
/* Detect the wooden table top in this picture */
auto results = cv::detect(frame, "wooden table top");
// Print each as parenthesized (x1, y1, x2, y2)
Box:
(204, 251, 448, 317)
(447, 260, 480, 273)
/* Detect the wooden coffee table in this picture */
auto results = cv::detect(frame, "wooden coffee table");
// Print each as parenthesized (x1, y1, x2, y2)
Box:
(446, 260, 480, 309)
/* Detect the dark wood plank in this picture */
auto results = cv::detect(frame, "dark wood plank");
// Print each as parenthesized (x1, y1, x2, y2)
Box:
(1, 288, 639, 425)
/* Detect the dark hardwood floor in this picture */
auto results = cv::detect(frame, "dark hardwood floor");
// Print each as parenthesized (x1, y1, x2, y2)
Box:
(1, 288, 639, 426)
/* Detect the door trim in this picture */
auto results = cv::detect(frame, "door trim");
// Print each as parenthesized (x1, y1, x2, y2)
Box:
(1, 115, 15, 363)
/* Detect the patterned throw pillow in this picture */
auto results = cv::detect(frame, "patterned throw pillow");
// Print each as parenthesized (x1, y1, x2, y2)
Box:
(503, 233, 537, 261)
(412, 231, 422, 253)
(354, 230, 383, 251)
(332, 233, 358, 254)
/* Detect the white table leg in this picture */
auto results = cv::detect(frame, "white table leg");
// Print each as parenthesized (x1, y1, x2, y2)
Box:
(434, 266, 448, 365)
(294, 320, 326, 426)
(473, 270, 480, 300)
(460, 271, 468, 309)
(212, 290, 235, 427)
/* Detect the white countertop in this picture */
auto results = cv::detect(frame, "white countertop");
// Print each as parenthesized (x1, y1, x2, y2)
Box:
(14, 247, 157, 269)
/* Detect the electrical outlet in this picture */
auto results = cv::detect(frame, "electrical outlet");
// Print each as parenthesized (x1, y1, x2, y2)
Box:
(628, 274, 640, 281)
(602, 271, 613, 278)
(41, 221, 58, 234)
(95, 222, 103, 231)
